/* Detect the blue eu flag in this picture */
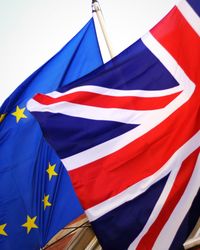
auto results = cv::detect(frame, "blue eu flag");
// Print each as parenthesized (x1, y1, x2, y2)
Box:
(0, 18, 103, 249)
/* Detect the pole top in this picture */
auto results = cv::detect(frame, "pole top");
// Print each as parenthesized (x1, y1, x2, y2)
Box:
(92, 0, 100, 12)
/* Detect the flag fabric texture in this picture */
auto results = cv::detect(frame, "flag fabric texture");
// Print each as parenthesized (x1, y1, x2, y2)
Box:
(28, 0, 200, 249)
(0, 18, 103, 249)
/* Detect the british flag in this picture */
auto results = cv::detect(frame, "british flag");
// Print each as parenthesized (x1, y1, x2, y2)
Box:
(27, 0, 200, 249)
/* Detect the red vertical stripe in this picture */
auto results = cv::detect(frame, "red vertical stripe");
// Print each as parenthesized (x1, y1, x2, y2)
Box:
(151, 7, 200, 87)
(135, 7, 200, 249)
(137, 149, 200, 250)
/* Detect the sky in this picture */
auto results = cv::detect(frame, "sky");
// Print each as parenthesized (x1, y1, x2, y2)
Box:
(0, 0, 177, 106)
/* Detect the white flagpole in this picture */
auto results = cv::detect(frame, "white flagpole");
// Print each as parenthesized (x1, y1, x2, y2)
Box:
(92, 0, 115, 59)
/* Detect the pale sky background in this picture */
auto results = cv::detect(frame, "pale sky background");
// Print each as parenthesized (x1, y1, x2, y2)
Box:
(0, 0, 177, 106)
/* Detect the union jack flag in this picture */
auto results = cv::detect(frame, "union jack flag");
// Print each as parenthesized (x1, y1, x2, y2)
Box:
(27, 0, 200, 249)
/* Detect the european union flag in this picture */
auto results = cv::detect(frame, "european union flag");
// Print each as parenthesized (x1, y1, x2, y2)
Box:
(0, 18, 103, 249)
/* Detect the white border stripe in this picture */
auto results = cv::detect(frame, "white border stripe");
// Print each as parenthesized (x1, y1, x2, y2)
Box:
(142, 33, 192, 88)
(27, 99, 161, 125)
(177, 0, 200, 36)
(86, 132, 200, 222)
(152, 153, 200, 249)
(47, 85, 183, 98)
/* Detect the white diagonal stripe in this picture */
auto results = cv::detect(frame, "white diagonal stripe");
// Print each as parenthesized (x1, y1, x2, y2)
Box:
(142, 32, 195, 89)
(152, 153, 200, 250)
(27, 98, 161, 125)
(128, 133, 200, 250)
(177, 0, 200, 36)
(47, 85, 183, 98)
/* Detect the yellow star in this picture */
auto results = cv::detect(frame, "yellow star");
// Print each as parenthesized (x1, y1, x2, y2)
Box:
(22, 216, 38, 234)
(0, 224, 8, 236)
(12, 106, 27, 123)
(46, 163, 58, 181)
(42, 194, 52, 210)
(0, 114, 6, 123)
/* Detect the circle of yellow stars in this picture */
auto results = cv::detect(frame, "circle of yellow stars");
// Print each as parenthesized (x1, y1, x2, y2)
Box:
(0, 162, 58, 236)
(0, 106, 59, 237)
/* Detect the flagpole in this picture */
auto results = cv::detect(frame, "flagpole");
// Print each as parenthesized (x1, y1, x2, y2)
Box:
(92, 0, 115, 59)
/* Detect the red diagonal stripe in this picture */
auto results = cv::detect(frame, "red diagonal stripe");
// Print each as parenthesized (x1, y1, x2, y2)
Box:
(137, 148, 200, 250)
(33, 91, 180, 111)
